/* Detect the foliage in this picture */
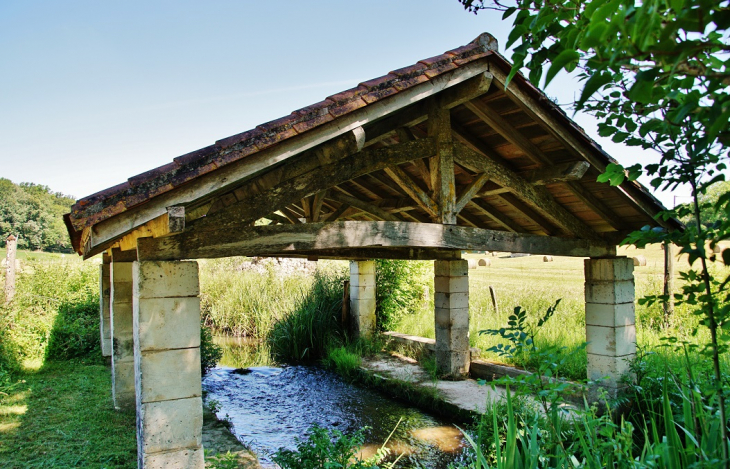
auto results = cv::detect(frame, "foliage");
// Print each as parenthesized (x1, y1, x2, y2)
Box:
(375, 259, 430, 331)
(479, 300, 583, 460)
(324, 346, 363, 380)
(267, 271, 346, 362)
(272, 426, 378, 469)
(201, 321, 223, 376)
(0, 178, 75, 252)
(44, 290, 102, 362)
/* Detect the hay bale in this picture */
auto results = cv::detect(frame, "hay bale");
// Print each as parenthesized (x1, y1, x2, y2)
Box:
(543, 255, 553, 262)
(633, 255, 647, 267)
(712, 245, 722, 254)
(478, 258, 491, 267)
(468, 259, 478, 269)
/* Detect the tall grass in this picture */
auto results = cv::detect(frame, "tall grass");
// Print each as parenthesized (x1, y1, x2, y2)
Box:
(268, 270, 348, 362)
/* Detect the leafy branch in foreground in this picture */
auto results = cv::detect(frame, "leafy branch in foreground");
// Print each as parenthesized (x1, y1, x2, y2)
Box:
(460, 0, 730, 461)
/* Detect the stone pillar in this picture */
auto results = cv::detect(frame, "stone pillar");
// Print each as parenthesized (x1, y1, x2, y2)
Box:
(111, 260, 135, 410)
(349, 260, 376, 337)
(134, 260, 204, 469)
(585, 257, 636, 390)
(99, 261, 112, 358)
(434, 259, 470, 379)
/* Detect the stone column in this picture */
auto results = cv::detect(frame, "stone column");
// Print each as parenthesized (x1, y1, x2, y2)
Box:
(349, 260, 376, 337)
(111, 260, 135, 410)
(134, 260, 204, 469)
(434, 259, 470, 379)
(585, 257, 636, 391)
(99, 260, 112, 358)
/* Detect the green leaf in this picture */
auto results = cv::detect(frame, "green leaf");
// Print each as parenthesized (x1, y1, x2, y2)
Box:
(544, 49, 580, 87)
(577, 72, 613, 109)
(723, 248, 730, 267)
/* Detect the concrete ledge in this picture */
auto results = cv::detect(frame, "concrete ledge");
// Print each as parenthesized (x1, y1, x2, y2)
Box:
(383, 331, 480, 359)
(140, 447, 204, 469)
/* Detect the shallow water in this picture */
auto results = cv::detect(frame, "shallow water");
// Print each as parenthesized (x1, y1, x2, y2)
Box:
(203, 364, 467, 468)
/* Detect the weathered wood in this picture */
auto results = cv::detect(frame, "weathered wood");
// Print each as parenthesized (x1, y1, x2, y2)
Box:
(455, 173, 490, 214)
(664, 241, 675, 325)
(520, 162, 590, 186)
(384, 165, 438, 218)
(496, 193, 556, 235)
(428, 103, 457, 224)
(563, 181, 622, 231)
(280, 207, 303, 224)
(80, 61, 492, 256)
(468, 200, 523, 233)
(137, 220, 616, 261)
(363, 71, 493, 147)
(489, 285, 498, 314)
(185, 138, 435, 236)
(452, 123, 511, 168)
(263, 212, 292, 225)
(265, 247, 462, 261)
(311, 191, 326, 223)
(322, 202, 350, 222)
(167, 206, 186, 233)
(410, 158, 433, 191)
(111, 247, 138, 263)
(454, 142, 603, 241)
(4, 234, 17, 303)
(327, 192, 402, 222)
(301, 197, 312, 221)
(487, 66, 673, 228)
(464, 100, 551, 166)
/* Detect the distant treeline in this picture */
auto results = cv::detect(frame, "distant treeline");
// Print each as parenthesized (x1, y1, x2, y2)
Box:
(0, 178, 75, 253)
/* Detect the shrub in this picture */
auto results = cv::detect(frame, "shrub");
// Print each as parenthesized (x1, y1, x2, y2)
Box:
(45, 291, 102, 362)
(375, 259, 430, 331)
(268, 271, 346, 362)
(272, 426, 377, 469)
(200, 321, 222, 376)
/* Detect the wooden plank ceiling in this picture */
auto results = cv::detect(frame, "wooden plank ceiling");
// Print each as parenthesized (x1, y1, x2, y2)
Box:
(64, 33, 680, 261)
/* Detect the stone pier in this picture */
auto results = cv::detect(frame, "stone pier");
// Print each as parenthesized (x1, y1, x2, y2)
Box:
(111, 257, 135, 411)
(350, 260, 376, 337)
(99, 259, 112, 358)
(434, 259, 470, 379)
(133, 260, 204, 468)
(585, 257, 636, 391)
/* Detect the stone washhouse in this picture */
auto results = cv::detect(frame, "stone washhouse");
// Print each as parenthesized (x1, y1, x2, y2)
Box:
(65, 33, 681, 468)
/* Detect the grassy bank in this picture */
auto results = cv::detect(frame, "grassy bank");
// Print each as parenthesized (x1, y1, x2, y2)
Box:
(0, 361, 137, 468)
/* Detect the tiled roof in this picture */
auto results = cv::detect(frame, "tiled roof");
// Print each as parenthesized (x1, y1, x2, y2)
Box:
(68, 34, 498, 232)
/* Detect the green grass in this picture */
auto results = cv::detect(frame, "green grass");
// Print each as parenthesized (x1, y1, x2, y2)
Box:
(393, 243, 730, 381)
(0, 361, 137, 469)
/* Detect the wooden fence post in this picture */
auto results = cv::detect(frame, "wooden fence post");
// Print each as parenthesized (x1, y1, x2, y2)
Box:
(663, 241, 675, 326)
(5, 234, 17, 303)
(488, 285, 498, 314)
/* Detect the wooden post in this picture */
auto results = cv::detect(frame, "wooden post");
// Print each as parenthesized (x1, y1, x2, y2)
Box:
(488, 285, 498, 314)
(663, 241, 675, 327)
(4, 234, 17, 303)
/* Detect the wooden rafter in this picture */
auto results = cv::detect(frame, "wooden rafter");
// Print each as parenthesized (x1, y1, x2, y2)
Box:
(468, 200, 524, 233)
(455, 173, 490, 214)
(384, 164, 438, 218)
(454, 142, 602, 241)
(327, 191, 402, 222)
(496, 193, 557, 235)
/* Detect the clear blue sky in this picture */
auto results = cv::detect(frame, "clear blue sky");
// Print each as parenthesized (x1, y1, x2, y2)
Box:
(0, 0, 686, 207)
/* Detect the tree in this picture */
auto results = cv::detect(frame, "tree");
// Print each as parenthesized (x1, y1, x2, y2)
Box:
(460, 0, 730, 460)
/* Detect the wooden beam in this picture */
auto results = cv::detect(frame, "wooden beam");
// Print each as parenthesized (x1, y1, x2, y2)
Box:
(410, 158, 433, 191)
(327, 192, 402, 222)
(454, 142, 603, 241)
(111, 247, 137, 262)
(455, 173, 490, 214)
(468, 200, 524, 233)
(311, 191, 326, 223)
(186, 138, 435, 235)
(428, 103, 457, 224)
(167, 206, 186, 233)
(384, 165, 438, 218)
(520, 162, 589, 186)
(464, 100, 551, 166)
(363, 71, 494, 147)
(281, 207, 303, 224)
(137, 221, 616, 261)
(322, 202, 350, 222)
(264, 212, 291, 225)
(265, 247, 462, 261)
(452, 123, 511, 168)
(563, 181, 622, 231)
(486, 66, 673, 229)
(496, 193, 556, 235)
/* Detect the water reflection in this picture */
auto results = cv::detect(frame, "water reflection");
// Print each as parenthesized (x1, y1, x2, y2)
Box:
(203, 362, 466, 468)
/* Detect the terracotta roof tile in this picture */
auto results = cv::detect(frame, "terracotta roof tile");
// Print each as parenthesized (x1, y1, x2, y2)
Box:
(71, 181, 129, 211)
(326, 86, 368, 106)
(453, 50, 490, 66)
(213, 144, 260, 167)
(173, 145, 218, 166)
(215, 128, 264, 151)
(128, 162, 179, 188)
(293, 112, 333, 133)
(329, 98, 368, 118)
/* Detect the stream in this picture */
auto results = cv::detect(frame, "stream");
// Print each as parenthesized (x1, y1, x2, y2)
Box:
(203, 336, 468, 468)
